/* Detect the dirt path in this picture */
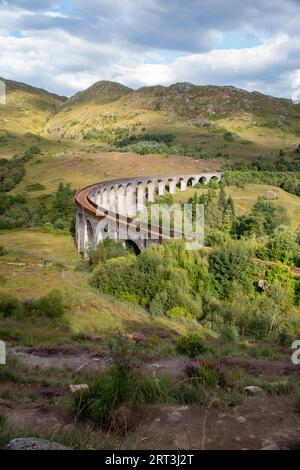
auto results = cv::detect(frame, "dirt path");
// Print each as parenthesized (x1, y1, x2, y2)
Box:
(1, 395, 300, 450)
(4, 345, 300, 450)
(0, 399, 71, 435)
(9, 346, 111, 372)
(9, 346, 300, 378)
(122, 397, 300, 450)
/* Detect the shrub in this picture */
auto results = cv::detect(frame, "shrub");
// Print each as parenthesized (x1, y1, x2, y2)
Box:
(53, 218, 65, 230)
(208, 241, 256, 298)
(219, 324, 239, 344)
(196, 361, 225, 387)
(176, 332, 211, 358)
(33, 289, 67, 318)
(166, 306, 193, 322)
(88, 239, 127, 269)
(25, 183, 46, 192)
(0, 293, 23, 318)
(71, 331, 137, 429)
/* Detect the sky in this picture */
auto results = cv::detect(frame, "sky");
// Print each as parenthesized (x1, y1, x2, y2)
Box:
(0, 0, 300, 100)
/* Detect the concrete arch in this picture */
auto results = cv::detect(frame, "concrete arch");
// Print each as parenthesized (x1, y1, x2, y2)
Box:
(125, 183, 135, 216)
(209, 175, 219, 184)
(102, 189, 109, 209)
(168, 178, 176, 194)
(109, 187, 117, 212)
(76, 211, 85, 252)
(157, 179, 165, 196)
(199, 176, 208, 185)
(146, 180, 155, 202)
(116, 185, 125, 215)
(187, 177, 196, 187)
(124, 239, 141, 255)
(176, 177, 187, 191)
(85, 219, 94, 251)
(136, 182, 145, 209)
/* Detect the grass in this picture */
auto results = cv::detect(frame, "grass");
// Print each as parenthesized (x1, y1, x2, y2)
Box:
(0, 229, 192, 348)
(11, 150, 221, 197)
(0, 356, 84, 386)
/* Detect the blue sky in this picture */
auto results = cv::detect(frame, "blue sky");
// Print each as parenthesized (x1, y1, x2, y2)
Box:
(0, 0, 300, 100)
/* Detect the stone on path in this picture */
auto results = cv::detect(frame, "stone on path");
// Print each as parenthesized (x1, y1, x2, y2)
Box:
(243, 385, 264, 396)
(69, 384, 89, 393)
(2, 438, 70, 450)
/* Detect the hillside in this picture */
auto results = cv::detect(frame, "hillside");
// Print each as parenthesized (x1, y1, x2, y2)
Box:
(0, 77, 300, 162)
(0, 77, 66, 133)
(61, 81, 132, 109)
(44, 81, 300, 162)
(0, 77, 68, 157)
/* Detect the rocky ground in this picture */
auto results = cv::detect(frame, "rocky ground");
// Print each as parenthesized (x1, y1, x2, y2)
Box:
(0, 344, 300, 450)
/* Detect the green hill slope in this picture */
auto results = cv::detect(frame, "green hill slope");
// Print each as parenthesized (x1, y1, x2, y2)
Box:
(1, 77, 300, 162)
(0, 77, 67, 157)
(44, 81, 300, 162)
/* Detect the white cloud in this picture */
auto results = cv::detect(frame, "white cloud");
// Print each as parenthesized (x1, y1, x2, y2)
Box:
(0, 1, 300, 99)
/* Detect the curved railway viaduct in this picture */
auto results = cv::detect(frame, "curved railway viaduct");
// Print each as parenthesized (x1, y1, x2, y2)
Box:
(75, 172, 223, 253)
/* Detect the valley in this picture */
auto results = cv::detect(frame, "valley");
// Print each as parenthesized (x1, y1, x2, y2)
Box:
(1, 77, 300, 451)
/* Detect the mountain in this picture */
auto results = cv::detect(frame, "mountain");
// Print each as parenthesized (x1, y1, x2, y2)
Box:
(44, 81, 300, 161)
(61, 80, 132, 109)
(1, 77, 300, 162)
(0, 77, 66, 135)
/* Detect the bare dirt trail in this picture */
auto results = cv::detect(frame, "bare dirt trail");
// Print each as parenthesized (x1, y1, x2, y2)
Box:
(3, 345, 300, 450)
(121, 397, 300, 450)
(8, 346, 300, 378)
(1, 395, 300, 450)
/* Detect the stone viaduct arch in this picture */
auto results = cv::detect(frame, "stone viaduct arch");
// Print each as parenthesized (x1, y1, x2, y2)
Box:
(75, 172, 223, 254)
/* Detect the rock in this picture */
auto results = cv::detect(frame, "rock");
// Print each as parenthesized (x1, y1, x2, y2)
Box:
(81, 333, 103, 342)
(236, 416, 247, 424)
(243, 386, 264, 396)
(261, 444, 280, 450)
(126, 332, 147, 344)
(258, 280, 268, 291)
(69, 384, 89, 393)
(2, 438, 70, 450)
(167, 411, 182, 423)
(75, 363, 89, 372)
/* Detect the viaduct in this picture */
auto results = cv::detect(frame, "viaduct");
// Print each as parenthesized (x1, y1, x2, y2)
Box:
(75, 172, 223, 254)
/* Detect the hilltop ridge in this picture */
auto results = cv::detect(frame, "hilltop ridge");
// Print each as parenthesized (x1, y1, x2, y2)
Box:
(0, 76, 300, 161)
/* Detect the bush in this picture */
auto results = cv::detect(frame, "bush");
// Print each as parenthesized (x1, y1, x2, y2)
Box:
(33, 289, 67, 318)
(196, 361, 225, 387)
(88, 239, 127, 269)
(71, 331, 137, 428)
(166, 306, 193, 322)
(219, 324, 239, 344)
(176, 332, 211, 358)
(0, 293, 22, 318)
(53, 218, 65, 230)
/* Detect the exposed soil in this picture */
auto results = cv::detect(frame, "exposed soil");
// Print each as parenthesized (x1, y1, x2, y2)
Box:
(0, 399, 71, 435)
(218, 356, 300, 378)
(9, 346, 111, 372)
(121, 397, 300, 450)
(9, 346, 300, 378)
(3, 345, 300, 449)
(1, 395, 300, 450)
